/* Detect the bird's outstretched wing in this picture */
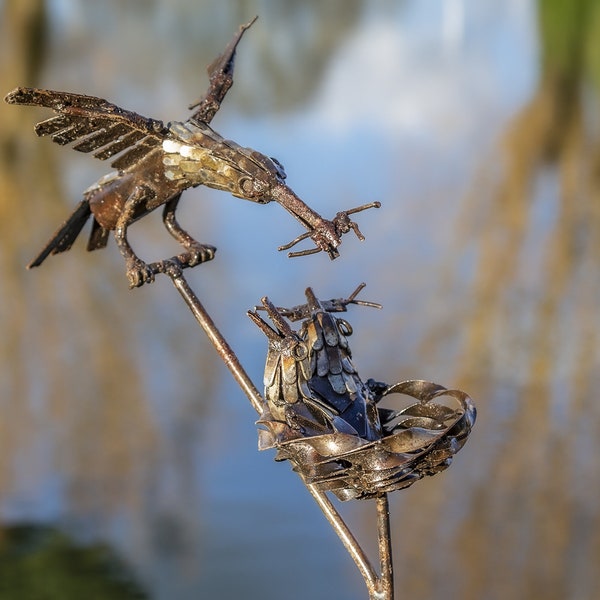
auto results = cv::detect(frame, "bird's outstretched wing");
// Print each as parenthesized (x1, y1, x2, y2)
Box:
(4, 18, 259, 173)
(4, 87, 168, 171)
(187, 16, 257, 124)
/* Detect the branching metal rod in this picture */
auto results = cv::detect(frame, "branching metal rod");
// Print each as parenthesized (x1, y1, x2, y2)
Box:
(166, 265, 263, 415)
(375, 494, 394, 599)
(164, 265, 394, 599)
(305, 482, 379, 593)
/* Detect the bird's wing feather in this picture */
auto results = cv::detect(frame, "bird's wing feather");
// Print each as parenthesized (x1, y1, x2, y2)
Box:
(4, 87, 168, 171)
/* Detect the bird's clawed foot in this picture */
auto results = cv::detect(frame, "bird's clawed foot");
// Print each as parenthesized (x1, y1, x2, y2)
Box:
(279, 201, 381, 259)
(126, 243, 218, 288)
(183, 241, 217, 267)
(126, 257, 155, 289)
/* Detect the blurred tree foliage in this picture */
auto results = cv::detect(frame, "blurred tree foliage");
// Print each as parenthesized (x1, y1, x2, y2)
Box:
(0, 0, 215, 568)
(442, 0, 600, 383)
(537, 0, 600, 158)
(539, 0, 600, 84)
(407, 2, 600, 598)
(0, 525, 147, 599)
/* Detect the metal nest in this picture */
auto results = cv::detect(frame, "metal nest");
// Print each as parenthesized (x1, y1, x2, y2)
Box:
(249, 285, 476, 501)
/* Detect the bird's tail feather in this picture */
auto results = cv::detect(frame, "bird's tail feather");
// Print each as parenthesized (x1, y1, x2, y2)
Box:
(87, 217, 110, 251)
(27, 199, 92, 268)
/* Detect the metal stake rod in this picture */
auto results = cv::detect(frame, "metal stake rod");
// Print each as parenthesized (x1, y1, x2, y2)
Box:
(376, 494, 394, 599)
(166, 266, 394, 600)
(168, 267, 263, 415)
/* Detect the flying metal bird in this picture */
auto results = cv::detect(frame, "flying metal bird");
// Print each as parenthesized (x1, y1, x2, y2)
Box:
(4, 18, 379, 287)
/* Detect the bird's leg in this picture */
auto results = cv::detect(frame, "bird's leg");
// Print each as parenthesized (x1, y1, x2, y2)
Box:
(162, 194, 216, 266)
(270, 184, 341, 259)
(278, 200, 382, 259)
(114, 186, 155, 288)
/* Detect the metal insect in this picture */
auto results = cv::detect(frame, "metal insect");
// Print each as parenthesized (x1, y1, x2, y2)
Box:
(4, 18, 379, 288)
(248, 285, 476, 501)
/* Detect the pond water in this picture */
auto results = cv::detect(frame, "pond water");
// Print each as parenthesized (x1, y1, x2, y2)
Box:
(1, 1, 599, 599)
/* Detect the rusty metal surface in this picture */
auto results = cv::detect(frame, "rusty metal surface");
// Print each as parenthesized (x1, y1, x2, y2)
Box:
(249, 286, 476, 501)
(4, 18, 379, 288)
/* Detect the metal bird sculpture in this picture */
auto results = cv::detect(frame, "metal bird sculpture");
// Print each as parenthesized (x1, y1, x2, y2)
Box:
(4, 18, 379, 288)
(248, 285, 476, 500)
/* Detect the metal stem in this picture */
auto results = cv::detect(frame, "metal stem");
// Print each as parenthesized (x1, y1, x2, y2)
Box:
(168, 267, 263, 414)
(305, 482, 378, 593)
(375, 494, 394, 600)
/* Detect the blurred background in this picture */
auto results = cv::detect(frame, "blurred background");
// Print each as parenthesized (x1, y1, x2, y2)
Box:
(1, 0, 599, 598)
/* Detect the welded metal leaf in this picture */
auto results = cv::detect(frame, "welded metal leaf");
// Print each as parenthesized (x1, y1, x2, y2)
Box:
(326, 343, 343, 375)
(327, 372, 347, 395)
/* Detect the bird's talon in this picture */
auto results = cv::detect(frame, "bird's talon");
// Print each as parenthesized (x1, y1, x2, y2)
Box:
(126, 259, 155, 288)
(185, 242, 216, 266)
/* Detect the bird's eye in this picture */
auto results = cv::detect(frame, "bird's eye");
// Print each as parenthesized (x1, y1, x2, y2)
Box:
(337, 319, 353, 336)
(239, 176, 254, 194)
(293, 342, 308, 360)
